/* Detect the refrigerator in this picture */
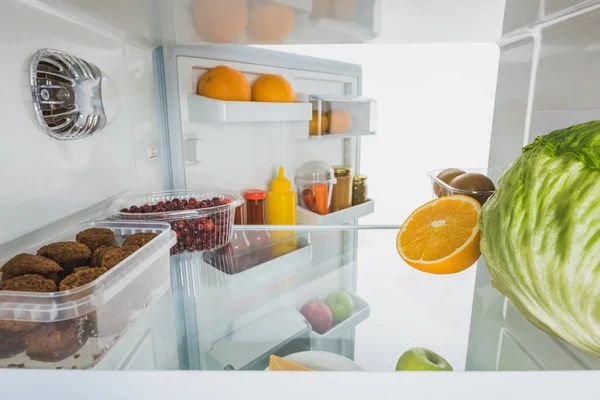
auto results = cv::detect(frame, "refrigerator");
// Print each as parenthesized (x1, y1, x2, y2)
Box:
(1, 0, 600, 394)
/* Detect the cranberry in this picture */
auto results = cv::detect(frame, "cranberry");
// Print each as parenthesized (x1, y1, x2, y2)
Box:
(212, 198, 222, 205)
(188, 246, 196, 252)
(177, 221, 185, 229)
(184, 205, 194, 210)
(200, 201, 209, 208)
(177, 204, 185, 210)
(214, 224, 221, 232)
(168, 204, 177, 211)
(130, 206, 140, 213)
(155, 207, 165, 213)
(157, 201, 165, 207)
(204, 220, 215, 231)
(120, 208, 129, 213)
(165, 201, 172, 206)
(196, 222, 205, 231)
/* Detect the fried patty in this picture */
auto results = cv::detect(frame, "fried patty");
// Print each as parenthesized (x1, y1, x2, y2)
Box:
(122, 233, 158, 248)
(0, 274, 57, 292)
(0, 329, 26, 359)
(100, 248, 136, 270)
(37, 242, 91, 274)
(91, 245, 119, 268)
(59, 268, 107, 291)
(1, 254, 63, 283)
(24, 318, 89, 362)
(76, 228, 117, 253)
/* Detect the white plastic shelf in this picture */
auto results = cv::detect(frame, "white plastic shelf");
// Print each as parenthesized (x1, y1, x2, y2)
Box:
(186, 94, 312, 123)
(304, 292, 370, 347)
(299, 131, 377, 141)
(296, 200, 374, 225)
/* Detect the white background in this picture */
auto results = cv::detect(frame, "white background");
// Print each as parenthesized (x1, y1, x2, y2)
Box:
(260, 43, 500, 370)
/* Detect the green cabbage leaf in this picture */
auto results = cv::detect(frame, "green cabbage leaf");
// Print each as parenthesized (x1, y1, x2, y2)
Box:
(480, 120, 600, 356)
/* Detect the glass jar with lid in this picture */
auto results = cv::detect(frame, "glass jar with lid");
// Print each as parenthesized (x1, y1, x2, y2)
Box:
(352, 174, 368, 206)
(331, 166, 354, 212)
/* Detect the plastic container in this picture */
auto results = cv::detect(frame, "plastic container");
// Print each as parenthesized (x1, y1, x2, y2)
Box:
(109, 189, 243, 255)
(427, 168, 502, 206)
(295, 161, 336, 215)
(307, 95, 377, 138)
(268, 167, 297, 258)
(0, 221, 175, 369)
(330, 166, 354, 212)
(352, 174, 368, 206)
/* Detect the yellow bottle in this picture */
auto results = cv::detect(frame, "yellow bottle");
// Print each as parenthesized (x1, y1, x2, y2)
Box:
(267, 166, 297, 257)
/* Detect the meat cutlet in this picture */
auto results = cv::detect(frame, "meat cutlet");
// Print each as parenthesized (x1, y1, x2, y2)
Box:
(100, 248, 136, 270)
(0, 274, 56, 334)
(91, 245, 118, 268)
(76, 228, 117, 253)
(0, 274, 57, 292)
(122, 232, 158, 248)
(24, 318, 89, 362)
(0, 330, 26, 359)
(1, 254, 63, 283)
(37, 242, 91, 274)
(59, 268, 107, 291)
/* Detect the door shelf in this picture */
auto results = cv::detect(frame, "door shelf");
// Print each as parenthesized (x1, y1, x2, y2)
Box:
(186, 94, 312, 123)
(304, 292, 370, 348)
(299, 131, 377, 140)
(296, 200, 374, 225)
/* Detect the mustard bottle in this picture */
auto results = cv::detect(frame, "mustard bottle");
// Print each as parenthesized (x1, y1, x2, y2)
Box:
(267, 167, 297, 257)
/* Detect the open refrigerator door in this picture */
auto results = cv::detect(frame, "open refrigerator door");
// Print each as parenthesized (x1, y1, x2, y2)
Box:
(2, 0, 600, 398)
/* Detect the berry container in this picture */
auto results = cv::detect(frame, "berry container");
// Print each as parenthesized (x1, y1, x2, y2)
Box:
(109, 190, 244, 255)
(0, 221, 176, 369)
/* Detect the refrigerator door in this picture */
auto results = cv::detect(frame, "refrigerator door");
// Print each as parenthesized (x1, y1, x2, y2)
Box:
(467, 0, 600, 371)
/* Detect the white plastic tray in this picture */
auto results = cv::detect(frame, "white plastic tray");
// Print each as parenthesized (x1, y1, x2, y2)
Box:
(296, 200, 374, 225)
(186, 94, 312, 123)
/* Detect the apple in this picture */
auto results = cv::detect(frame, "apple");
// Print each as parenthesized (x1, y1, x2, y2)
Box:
(300, 301, 333, 334)
(395, 347, 453, 371)
(325, 291, 354, 323)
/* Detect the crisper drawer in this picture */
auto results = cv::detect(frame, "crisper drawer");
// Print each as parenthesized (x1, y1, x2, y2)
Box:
(0, 221, 176, 370)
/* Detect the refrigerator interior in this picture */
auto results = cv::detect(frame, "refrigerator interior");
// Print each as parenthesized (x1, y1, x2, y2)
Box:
(0, 0, 600, 374)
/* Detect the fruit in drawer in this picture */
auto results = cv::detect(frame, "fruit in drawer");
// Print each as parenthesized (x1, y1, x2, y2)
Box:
(326, 110, 352, 134)
(309, 111, 329, 135)
(396, 195, 481, 275)
(197, 66, 252, 102)
(192, 0, 248, 43)
(433, 168, 466, 197)
(330, 0, 356, 20)
(248, 2, 295, 43)
(252, 74, 296, 103)
(300, 301, 333, 334)
(449, 173, 496, 205)
(395, 347, 453, 371)
(325, 291, 354, 323)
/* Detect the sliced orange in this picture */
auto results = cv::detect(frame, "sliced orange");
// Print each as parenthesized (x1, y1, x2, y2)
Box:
(396, 195, 482, 275)
(268, 355, 311, 371)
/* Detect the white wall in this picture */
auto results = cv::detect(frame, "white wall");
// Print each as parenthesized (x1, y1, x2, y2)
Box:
(259, 43, 499, 371)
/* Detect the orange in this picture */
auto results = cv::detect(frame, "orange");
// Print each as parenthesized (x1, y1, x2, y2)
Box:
(330, 0, 355, 20)
(252, 74, 296, 102)
(269, 355, 311, 371)
(248, 2, 296, 43)
(197, 66, 251, 102)
(309, 111, 329, 135)
(396, 195, 482, 275)
(326, 109, 352, 134)
(192, 0, 248, 43)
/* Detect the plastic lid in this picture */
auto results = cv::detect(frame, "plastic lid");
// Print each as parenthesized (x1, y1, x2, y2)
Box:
(295, 161, 337, 184)
(244, 189, 266, 201)
(271, 167, 292, 192)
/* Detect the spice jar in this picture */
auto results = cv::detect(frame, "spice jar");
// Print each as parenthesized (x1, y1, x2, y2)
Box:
(330, 166, 353, 212)
(243, 190, 271, 265)
(352, 174, 368, 206)
(244, 190, 266, 225)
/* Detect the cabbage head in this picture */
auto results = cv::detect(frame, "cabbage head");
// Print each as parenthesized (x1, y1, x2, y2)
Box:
(480, 120, 600, 356)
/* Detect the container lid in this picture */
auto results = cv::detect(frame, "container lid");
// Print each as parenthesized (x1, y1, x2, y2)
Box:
(271, 167, 292, 193)
(295, 161, 336, 185)
(245, 190, 267, 201)
(332, 166, 353, 176)
(354, 174, 368, 181)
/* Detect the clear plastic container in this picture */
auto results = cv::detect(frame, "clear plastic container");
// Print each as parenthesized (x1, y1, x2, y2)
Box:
(109, 190, 243, 255)
(295, 161, 337, 215)
(427, 168, 503, 206)
(0, 221, 175, 369)
(308, 95, 377, 138)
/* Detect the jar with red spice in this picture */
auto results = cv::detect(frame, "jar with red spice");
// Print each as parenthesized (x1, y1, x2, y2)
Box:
(243, 190, 272, 265)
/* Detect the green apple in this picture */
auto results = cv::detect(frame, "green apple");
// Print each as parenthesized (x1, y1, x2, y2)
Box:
(325, 291, 354, 323)
(395, 347, 453, 371)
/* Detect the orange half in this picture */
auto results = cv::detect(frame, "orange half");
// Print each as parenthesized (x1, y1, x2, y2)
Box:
(396, 195, 482, 275)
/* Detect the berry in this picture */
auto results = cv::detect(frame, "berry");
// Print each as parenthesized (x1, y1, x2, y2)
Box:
(130, 206, 140, 213)
(120, 208, 129, 213)
(204, 220, 215, 231)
